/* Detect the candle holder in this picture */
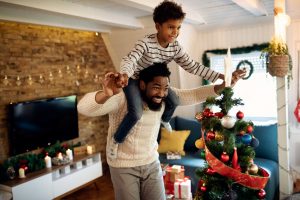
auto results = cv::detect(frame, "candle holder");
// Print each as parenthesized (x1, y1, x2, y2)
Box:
(52, 155, 71, 166)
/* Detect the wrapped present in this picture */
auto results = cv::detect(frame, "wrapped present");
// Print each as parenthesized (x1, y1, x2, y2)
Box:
(173, 192, 192, 200)
(165, 166, 185, 183)
(171, 165, 182, 173)
(174, 177, 191, 199)
(165, 181, 175, 195)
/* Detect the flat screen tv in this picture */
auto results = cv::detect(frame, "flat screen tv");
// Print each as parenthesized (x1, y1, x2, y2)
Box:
(8, 95, 79, 156)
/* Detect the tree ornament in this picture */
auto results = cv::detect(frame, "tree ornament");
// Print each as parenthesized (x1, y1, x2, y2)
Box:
(195, 113, 203, 121)
(203, 108, 211, 117)
(250, 137, 260, 148)
(232, 147, 239, 169)
(246, 125, 253, 133)
(215, 132, 224, 141)
(206, 131, 215, 140)
(257, 189, 266, 199)
(198, 180, 205, 189)
(195, 138, 205, 149)
(236, 111, 244, 119)
(248, 163, 259, 174)
(242, 134, 252, 145)
(215, 112, 224, 119)
(200, 150, 206, 159)
(206, 167, 216, 175)
(200, 185, 207, 192)
(221, 152, 230, 163)
(221, 115, 236, 129)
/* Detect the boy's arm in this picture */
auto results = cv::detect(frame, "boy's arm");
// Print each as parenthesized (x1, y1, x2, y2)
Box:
(120, 39, 147, 78)
(173, 44, 221, 83)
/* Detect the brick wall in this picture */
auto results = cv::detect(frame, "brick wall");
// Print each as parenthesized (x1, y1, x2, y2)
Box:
(0, 21, 115, 165)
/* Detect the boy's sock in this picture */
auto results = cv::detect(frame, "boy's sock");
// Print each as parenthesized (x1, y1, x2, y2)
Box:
(161, 121, 172, 132)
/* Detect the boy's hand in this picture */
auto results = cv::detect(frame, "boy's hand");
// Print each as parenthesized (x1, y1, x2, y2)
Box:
(108, 72, 129, 88)
(102, 72, 123, 97)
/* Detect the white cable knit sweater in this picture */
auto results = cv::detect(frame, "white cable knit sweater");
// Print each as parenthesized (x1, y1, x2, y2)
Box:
(77, 85, 218, 168)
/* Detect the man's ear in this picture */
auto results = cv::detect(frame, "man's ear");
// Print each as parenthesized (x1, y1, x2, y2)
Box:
(139, 80, 146, 91)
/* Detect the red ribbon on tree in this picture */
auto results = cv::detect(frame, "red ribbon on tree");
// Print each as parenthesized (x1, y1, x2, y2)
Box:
(202, 130, 269, 190)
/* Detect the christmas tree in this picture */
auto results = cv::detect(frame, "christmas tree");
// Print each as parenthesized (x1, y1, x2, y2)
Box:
(194, 87, 269, 200)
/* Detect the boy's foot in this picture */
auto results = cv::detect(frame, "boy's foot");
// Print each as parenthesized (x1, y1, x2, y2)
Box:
(161, 121, 172, 132)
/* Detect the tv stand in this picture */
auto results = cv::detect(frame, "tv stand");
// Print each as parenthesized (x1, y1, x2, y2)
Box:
(0, 153, 102, 200)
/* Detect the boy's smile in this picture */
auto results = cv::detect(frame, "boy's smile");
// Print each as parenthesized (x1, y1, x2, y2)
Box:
(156, 19, 183, 48)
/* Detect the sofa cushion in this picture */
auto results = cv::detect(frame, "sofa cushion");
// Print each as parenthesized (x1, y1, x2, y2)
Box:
(252, 123, 278, 162)
(158, 128, 190, 155)
(175, 116, 201, 153)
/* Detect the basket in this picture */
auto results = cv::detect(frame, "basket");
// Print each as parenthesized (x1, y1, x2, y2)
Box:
(267, 55, 289, 77)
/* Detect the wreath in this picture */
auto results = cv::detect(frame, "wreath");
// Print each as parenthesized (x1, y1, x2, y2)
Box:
(236, 60, 254, 80)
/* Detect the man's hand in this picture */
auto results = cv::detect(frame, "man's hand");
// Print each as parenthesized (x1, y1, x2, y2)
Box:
(107, 72, 129, 88)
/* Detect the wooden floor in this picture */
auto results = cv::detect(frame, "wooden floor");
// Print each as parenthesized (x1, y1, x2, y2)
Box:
(62, 172, 115, 200)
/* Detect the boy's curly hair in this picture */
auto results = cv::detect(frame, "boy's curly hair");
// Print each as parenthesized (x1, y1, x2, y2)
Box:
(153, 0, 186, 24)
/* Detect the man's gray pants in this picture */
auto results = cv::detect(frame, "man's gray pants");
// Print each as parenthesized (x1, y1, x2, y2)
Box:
(109, 160, 166, 200)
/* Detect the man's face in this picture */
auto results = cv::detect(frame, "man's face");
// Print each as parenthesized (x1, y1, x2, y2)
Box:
(140, 76, 169, 111)
(156, 19, 183, 47)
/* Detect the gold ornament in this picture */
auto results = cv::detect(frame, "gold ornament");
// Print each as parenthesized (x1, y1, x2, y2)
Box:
(215, 132, 224, 141)
(195, 138, 205, 149)
(248, 163, 258, 174)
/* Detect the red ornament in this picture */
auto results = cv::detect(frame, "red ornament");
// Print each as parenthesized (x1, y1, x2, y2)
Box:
(206, 131, 215, 140)
(221, 152, 230, 163)
(246, 125, 253, 133)
(203, 108, 211, 117)
(257, 189, 266, 199)
(206, 167, 216, 175)
(215, 112, 224, 119)
(198, 180, 205, 189)
(294, 100, 300, 122)
(200, 185, 207, 192)
(236, 111, 244, 119)
(232, 147, 239, 169)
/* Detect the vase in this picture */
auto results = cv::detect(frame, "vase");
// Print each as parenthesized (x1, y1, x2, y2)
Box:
(267, 55, 289, 77)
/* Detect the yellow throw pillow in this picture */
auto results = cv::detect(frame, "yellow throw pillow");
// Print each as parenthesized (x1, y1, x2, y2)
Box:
(158, 128, 190, 156)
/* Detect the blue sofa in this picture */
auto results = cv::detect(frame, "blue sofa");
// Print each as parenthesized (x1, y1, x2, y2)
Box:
(159, 116, 279, 200)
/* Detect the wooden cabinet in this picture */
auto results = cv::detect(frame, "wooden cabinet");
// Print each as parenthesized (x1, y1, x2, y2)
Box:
(0, 153, 102, 200)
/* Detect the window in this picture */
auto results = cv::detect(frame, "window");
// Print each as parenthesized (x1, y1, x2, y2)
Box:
(209, 51, 277, 120)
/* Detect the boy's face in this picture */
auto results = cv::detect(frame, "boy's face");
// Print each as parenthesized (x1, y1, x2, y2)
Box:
(140, 76, 169, 111)
(156, 19, 183, 47)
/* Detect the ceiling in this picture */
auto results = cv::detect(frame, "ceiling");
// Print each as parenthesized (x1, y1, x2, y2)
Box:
(0, 0, 299, 32)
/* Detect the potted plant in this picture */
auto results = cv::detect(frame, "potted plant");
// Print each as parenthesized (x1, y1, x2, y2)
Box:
(261, 36, 292, 78)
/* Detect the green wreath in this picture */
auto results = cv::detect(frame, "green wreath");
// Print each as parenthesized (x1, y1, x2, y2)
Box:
(236, 60, 254, 80)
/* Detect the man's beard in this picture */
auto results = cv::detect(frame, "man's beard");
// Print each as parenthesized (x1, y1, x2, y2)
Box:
(141, 92, 163, 111)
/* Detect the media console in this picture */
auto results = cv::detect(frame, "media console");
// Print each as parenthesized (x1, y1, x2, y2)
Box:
(0, 152, 102, 200)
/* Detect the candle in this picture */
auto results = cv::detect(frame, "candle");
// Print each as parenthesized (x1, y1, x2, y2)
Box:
(224, 48, 232, 87)
(19, 168, 25, 178)
(66, 149, 73, 160)
(87, 145, 93, 155)
(57, 152, 63, 160)
(44, 154, 52, 168)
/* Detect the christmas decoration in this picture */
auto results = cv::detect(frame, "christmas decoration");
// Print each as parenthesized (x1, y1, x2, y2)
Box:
(294, 99, 300, 123)
(236, 111, 244, 119)
(194, 87, 268, 200)
(221, 152, 230, 163)
(257, 189, 266, 199)
(221, 115, 236, 129)
(195, 138, 205, 149)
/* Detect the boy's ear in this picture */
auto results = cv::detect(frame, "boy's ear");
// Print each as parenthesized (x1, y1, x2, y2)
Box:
(139, 80, 146, 91)
(155, 23, 160, 31)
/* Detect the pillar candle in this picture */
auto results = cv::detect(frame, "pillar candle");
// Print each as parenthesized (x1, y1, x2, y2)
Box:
(87, 145, 93, 155)
(57, 152, 63, 160)
(66, 149, 73, 160)
(224, 48, 232, 87)
(19, 168, 25, 178)
(44, 155, 52, 168)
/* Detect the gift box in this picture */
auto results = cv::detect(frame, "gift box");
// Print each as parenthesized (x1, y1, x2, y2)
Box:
(165, 166, 185, 183)
(173, 192, 192, 200)
(165, 181, 175, 195)
(174, 177, 191, 199)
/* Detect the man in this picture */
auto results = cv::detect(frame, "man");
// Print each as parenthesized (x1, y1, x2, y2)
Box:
(77, 63, 244, 200)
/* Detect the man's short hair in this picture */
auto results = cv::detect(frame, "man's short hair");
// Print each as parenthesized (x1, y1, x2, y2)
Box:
(153, 0, 186, 24)
(139, 63, 171, 84)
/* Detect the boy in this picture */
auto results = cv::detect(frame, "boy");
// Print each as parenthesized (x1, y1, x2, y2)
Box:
(113, 0, 224, 143)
